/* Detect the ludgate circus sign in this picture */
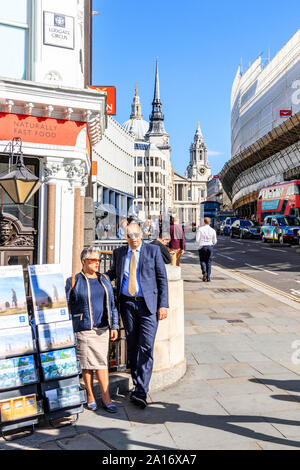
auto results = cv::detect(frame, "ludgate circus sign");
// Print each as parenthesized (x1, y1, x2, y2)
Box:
(0, 113, 86, 146)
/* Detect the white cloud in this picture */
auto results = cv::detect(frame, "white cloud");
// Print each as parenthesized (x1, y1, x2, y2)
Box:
(207, 150, 223, 156)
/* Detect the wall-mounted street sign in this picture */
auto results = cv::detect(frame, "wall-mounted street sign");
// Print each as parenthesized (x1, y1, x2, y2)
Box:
(280, 109, 292, 117)
(89, 86, 116, 115)
(43, 11, 75, 50)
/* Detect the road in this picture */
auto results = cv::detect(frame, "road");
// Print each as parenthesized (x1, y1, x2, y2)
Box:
(185, 234, 300, 302)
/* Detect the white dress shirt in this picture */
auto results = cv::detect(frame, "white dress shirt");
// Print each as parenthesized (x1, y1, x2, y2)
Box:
(196, 225, 217, 249)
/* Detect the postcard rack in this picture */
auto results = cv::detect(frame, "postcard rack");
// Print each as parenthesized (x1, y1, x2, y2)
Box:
(27, 264, 87, 427)
(40, 375, 86, 425)
(0, 320, 43, 440)
(37, 348, 86, 426)
(0, 384, 44, 441)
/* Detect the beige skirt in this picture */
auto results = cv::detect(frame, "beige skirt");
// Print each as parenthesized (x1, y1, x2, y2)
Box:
(76, 327, 110, 370)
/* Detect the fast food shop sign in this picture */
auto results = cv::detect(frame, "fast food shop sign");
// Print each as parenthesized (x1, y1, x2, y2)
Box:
(0, 113, 86, 147)
(43, 11, 74, 49)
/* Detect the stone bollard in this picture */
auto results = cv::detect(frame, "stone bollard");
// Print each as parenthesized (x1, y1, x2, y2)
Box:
(150, 264, 186, 391)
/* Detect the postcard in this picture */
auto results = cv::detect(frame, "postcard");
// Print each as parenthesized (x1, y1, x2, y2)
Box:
(0, 355, 37, 390)
(37, 320, 75, 352)
(28, 264, 70, 324)
(0, 394, 38, 422)
(0, 313, 29, 330)
(40, 347, 78, 381)
(0, 266, 28, 329)
(0, 326, 34, 358)
(45, 384, 82, 410)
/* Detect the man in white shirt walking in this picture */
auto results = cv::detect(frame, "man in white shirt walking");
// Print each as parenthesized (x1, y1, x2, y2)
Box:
(196, 217, 217, 282)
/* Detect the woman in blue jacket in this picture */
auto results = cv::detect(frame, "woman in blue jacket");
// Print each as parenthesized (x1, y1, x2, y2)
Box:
(66, 246, 119, 413)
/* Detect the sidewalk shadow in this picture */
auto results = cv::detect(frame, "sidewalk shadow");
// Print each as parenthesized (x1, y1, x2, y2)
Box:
(2, 396, 300, 449)
(250, 377, 300, 393)
(250, 377, 300, 405)
(116, 398, 300, 449)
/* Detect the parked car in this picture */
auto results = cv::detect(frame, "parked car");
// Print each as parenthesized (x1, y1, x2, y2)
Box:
(260, 215, 300, 245)
(230, 219, 260, 239)
(222, 217, 237, 236)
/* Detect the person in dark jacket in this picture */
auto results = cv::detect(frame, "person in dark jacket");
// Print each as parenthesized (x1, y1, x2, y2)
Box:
(106, 222, 168, 408)
(151, 232, 172, 264)
(65, 246, 119, 413)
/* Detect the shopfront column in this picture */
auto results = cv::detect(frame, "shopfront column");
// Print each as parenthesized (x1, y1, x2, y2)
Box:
(72, 187, 83, 275)
(46, 184, 56, 264)
(80, 187, 85, 254)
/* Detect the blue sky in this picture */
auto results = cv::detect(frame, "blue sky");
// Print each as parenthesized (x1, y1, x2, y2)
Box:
(92, 0, 300, 176)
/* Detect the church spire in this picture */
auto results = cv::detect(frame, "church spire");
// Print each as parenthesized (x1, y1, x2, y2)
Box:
(194, 121, 203, 142)
(146, 60, 167, 137)
(154, 60, 160, 101)
(130, 84, 143, 119)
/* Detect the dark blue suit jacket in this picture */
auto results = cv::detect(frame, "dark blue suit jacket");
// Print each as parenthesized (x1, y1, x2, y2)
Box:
(106, 242, 169, 314)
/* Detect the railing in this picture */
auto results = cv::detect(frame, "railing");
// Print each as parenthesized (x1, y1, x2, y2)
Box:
(94, 240, 127, 251)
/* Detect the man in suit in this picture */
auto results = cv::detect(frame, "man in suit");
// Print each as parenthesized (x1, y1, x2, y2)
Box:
(106, 222, 169, 408)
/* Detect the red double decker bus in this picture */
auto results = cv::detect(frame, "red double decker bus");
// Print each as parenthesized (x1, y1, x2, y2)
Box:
(257, 180, 300, 224)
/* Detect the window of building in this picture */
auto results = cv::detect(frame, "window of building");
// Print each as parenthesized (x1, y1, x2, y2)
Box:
(0, 1, 31, 80)
(137, 172, 143, 183)
(150, 157, 154, 166)
(137, 157, 143, 166)
(137, 187, 143, 198)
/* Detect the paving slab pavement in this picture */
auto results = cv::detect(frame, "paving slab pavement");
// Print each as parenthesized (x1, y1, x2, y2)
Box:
(2, 256, 300, 450)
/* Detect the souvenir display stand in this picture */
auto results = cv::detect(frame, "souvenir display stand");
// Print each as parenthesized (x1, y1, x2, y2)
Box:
(28, 264, 86, 428)
(0, 266, 43, 441)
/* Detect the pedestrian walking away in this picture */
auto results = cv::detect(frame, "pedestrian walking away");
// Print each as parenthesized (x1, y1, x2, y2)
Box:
(107, 222, 169, 408)
(169, 216, 185, 266)
(196, 217, 217, 282)
(65, 246, 119, 413)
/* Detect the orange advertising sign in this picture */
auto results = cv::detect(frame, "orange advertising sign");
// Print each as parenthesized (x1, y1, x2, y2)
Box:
(91, 161, 97, 176)
(89, 86, 116, 115)
(0, 113, 86, 146)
